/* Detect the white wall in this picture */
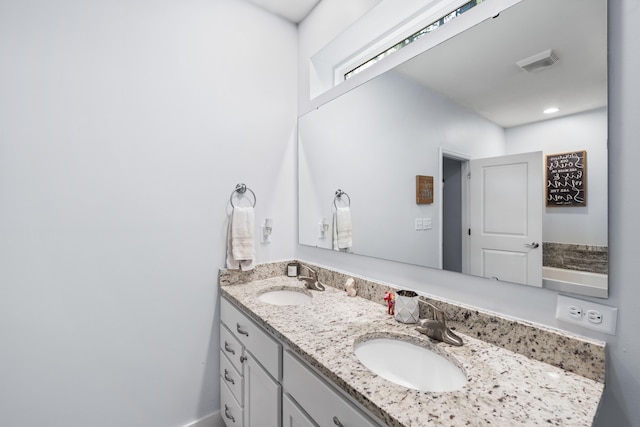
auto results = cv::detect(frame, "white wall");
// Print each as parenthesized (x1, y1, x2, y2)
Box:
(0, 0, 297, 426)
(506, 108, 608, 246)
(297, 1, 640, 426)
(297, 0, 384, 113)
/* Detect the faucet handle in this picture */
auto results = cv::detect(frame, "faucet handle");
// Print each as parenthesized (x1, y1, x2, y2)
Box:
(299, 264, 317, 278)
(431, 305, 447, 325)
(419, 300, 447, 324)
(416, 300, 463, 346)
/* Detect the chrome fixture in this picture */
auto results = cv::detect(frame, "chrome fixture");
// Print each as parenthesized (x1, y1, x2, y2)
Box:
(333, 189, 351, 208)
(298, 264, 325, 291)
(230, 183, 256, 208)
(416, 300, 463, 346)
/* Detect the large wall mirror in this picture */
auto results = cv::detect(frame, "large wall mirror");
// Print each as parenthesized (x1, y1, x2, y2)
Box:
(298, 0, 608, 298)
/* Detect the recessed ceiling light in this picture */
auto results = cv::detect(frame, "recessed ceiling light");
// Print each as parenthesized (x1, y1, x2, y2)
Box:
(544, 107, 560, 114)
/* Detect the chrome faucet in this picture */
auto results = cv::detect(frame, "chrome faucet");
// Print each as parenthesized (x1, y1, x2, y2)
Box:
(297, 264, 325, 291)
(416, 300, 463, 346)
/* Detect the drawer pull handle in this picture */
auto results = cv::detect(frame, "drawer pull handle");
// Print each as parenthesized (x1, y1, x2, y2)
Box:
(236, 323, 249, 336)
(240, 355, 247, 363)
(333, 416, 343, 426)
(224, 404, 236, 423)
(223, 369, 235, 385)
(224, 341, 235, 355)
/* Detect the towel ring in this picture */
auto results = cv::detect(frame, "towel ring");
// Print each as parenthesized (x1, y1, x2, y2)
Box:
(230, 183, 256, 208)
(334, 189, 351, 209)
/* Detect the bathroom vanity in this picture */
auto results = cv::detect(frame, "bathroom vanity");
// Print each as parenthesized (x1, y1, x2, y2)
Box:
(220, 296, 380, 427)
(219, 262, 604, 426)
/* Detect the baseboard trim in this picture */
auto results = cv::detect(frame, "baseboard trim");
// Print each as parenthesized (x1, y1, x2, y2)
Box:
(182, 411, 223, 427)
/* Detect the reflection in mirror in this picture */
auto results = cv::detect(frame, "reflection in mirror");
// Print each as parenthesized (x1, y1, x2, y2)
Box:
(298, 0, 608, 297)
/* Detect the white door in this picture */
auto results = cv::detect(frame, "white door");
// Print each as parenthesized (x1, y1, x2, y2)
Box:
(469, 151, 543, 286)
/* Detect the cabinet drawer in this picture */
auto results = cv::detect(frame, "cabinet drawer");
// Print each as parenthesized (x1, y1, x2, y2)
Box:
(221, 380, 243, 427)
(220, 324, 244, 373)
(220, 350, 244, 405)
(221, 298, 282, 380)
(283, 351, 379, 427)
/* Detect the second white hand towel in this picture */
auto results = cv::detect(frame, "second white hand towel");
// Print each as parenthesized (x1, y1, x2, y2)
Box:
(336, 206, 352, 250)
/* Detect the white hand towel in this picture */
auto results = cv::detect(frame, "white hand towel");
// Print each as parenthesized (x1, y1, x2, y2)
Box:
(332, 212, 338, 251)
(334, 207, 353, 250)
(226, 207, 255, 271)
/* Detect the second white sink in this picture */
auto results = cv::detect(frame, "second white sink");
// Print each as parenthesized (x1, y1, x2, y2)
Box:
(354, 337, 467, 392)
(257, 288, 312, 306)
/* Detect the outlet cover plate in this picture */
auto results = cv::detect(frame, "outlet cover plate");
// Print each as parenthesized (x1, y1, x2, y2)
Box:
(555, 295, 618, 335)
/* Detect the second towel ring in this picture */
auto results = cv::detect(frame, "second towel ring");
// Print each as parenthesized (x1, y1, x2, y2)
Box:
(230, 183, 256, 208)
(334, 189, 351, 208)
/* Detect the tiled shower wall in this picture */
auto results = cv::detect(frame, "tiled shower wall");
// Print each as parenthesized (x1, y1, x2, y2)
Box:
(543, 242, 608, 274)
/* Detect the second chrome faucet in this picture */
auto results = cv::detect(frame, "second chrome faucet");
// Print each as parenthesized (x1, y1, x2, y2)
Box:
(415, 300, 463, 346)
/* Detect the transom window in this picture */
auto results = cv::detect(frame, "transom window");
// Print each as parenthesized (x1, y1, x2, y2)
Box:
(344, 0, 486, 81)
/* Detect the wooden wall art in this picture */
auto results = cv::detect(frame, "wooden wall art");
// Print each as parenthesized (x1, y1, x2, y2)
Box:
(416, 175, 434, 204)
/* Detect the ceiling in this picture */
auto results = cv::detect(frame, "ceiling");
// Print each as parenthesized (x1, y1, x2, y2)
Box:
(395, 0, 607, 128)
(245, 0, 321, 23)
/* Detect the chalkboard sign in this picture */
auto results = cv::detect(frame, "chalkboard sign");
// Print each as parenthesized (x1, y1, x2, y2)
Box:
(546, 150, 587, 207)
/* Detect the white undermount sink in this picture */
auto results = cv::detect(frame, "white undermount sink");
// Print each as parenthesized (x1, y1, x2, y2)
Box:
(257, 288, 312, 306)
(354, 337, 467, 392)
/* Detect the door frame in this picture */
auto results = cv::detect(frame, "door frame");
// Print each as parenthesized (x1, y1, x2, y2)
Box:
(438, 147, 471, 273)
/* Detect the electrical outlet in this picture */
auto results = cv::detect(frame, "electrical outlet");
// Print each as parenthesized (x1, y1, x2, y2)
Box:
(555, 295, 618, 335)
(587, 310, 603, 324)
(568, 305, 582, 319)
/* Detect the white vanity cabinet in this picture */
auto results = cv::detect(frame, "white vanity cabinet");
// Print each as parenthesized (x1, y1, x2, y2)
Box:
(220, 296, 382, 427)
(220, 297, 282, 427)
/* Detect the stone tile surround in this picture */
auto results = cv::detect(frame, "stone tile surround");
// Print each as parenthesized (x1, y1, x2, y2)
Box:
(220, 260, 605, 383)
(543, 242, 608, 274)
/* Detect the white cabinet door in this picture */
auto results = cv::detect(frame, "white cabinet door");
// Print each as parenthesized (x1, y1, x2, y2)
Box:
(283, 351, 380, 427)
(244, 352, 281, 427)
(283, 393, 317, 427)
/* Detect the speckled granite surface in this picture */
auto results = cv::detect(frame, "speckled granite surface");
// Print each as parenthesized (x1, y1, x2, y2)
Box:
(221, 262, 606, 383)
(220, 275, 604, 426)
(219, 260, 292, 285)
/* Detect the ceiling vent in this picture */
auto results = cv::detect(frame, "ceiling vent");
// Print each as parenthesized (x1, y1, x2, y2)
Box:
(516, 49, 559, 72)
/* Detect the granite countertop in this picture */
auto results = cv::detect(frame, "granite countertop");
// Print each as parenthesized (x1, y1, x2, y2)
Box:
(220, 276, 604, 427)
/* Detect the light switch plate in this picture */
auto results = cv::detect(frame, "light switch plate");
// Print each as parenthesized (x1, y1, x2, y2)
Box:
(555, 294, 618, 335)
